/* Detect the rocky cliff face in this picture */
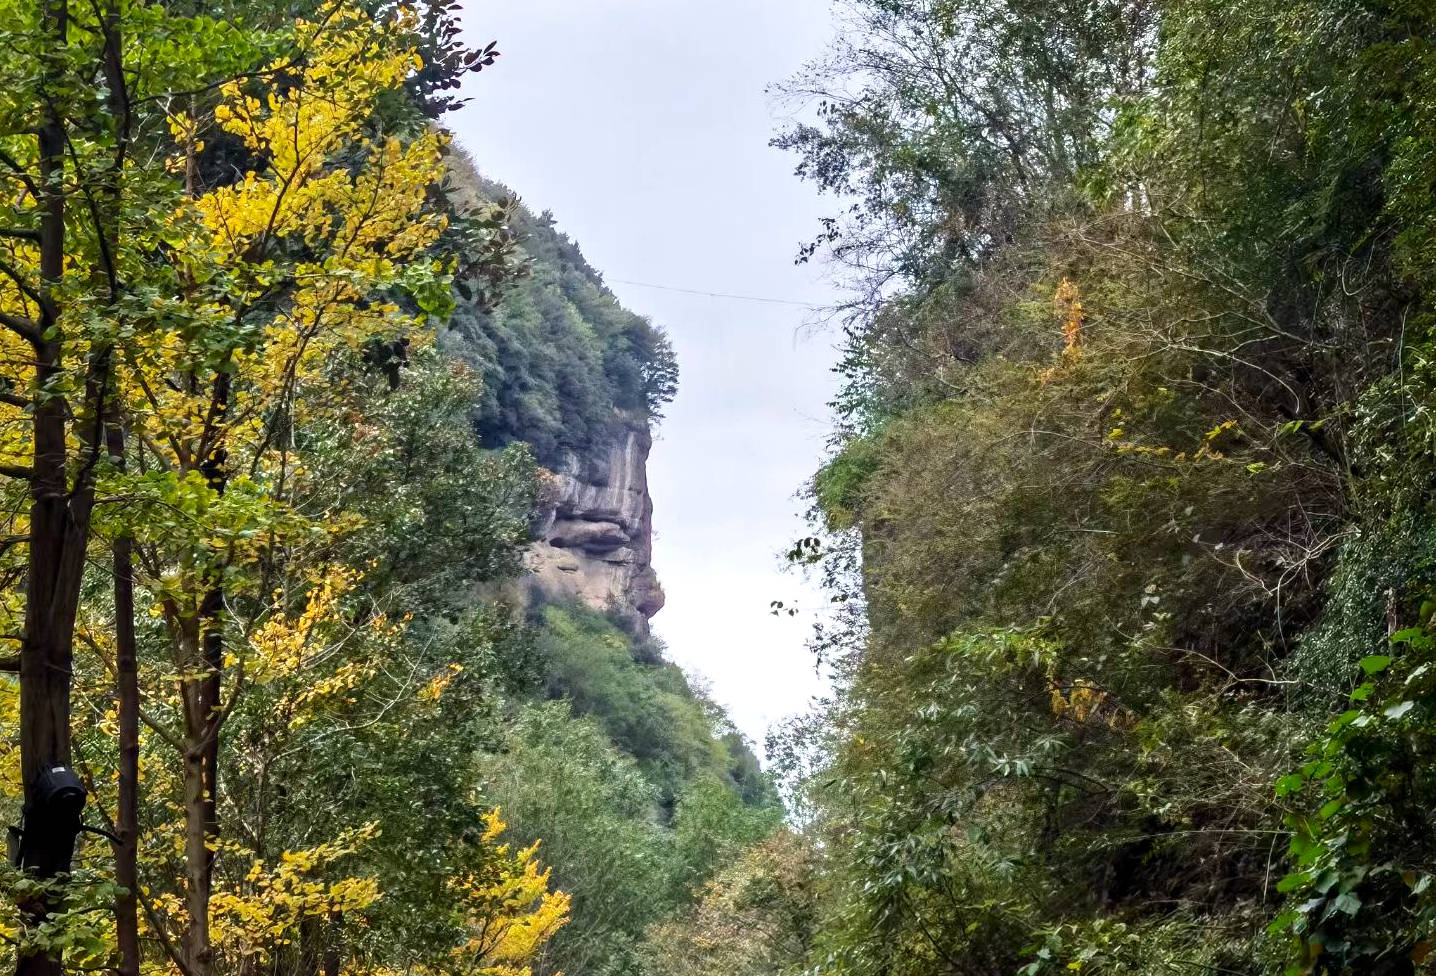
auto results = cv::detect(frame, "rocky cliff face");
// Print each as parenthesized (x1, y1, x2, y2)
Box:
(526, 414, 665, 637)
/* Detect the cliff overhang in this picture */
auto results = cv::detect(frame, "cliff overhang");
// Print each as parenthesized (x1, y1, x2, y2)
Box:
(525, 413, 665, 637)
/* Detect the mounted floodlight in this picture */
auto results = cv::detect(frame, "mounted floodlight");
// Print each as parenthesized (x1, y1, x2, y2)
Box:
(34, 766, 85, 819)
(15, 765, 87, 873)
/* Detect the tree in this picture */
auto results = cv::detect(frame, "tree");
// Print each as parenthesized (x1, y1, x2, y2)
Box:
(101, 9, 452, 973)
(442, 809, 571, 976)
(0, 3, 260, 971)
(643, 831, 816, 976)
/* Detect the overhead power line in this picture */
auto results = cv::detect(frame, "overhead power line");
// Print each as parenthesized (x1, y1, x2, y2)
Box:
(608, 278, 825, 309)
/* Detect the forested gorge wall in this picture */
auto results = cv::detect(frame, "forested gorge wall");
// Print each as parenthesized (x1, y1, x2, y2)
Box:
(0, 7, 771, 976)
(689, 1, 1436, 975)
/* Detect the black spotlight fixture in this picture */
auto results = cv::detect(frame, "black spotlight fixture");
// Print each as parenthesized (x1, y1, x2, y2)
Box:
(13, 765, 87, 875)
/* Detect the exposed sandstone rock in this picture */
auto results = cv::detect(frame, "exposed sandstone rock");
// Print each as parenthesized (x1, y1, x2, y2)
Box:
(526, 414, 666, 636)
(549, 519, 630, 551)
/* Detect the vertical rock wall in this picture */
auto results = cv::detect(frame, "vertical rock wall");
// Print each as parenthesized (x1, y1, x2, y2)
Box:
(526, 414, 665, 637)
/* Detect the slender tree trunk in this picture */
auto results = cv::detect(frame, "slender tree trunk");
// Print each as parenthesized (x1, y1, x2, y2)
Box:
(109, 423, 140, 976)
(113, 534, 140, 976)
(93, 0, 136, 967)
(322, 912, 342, 976)
(181, 503, 228, 976)
(200, 586, 223, 888)
(180, 378, 231, 976)
(178, 601, 224, 976)
(177, 598, 215, 976)
(182, 728, 213, 976)
(20, 344, 109, 974)
(177, 588, 224, 976)
(17, 1, 79, 973)
(294, 913, 322, 976)
(19, 0, 130, 970)
(180, 600, 225, 976)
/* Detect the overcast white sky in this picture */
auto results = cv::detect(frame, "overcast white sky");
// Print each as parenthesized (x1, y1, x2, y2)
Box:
(451, 1, 843, 745)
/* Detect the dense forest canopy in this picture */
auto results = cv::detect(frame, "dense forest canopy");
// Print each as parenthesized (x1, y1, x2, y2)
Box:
(8, 1, 1436, 976)
(0, 5, 763, 976)
(747, 1, 1436, 975)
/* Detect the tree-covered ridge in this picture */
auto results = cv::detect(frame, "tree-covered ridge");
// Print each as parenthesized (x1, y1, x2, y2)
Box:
(442, 155, 678, 464)
(704, 1, 1436, 975)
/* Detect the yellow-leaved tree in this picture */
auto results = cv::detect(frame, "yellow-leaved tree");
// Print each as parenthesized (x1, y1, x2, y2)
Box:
(0, 3, 551, 976)
(99, 6, 450, 976)
(447, 809, 571, 976)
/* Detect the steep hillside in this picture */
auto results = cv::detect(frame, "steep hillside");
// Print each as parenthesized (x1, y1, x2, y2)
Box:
(442, 151, 672, 636)
(669, 3, 1436, 976)
(438, 147, 777, 975)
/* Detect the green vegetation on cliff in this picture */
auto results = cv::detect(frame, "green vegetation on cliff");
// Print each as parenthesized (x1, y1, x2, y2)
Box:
(443, 162, 678, 464)
(534, 604, 772, 808)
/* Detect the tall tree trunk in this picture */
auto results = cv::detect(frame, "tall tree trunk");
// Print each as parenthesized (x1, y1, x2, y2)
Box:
(109, 423, 140, 976)
(322, 912, 342, 976)
(293, 913, 322, 976)
(182, 729, 213, 976)
(180, 594, 224, 976)
(181, 436, 230, 976)
(94, 1, 136, 968)
(113, 532, 140, 976)
(200, 585, 223, 889)
(16, 0, 80, 973)
(177, 600, 214, 976)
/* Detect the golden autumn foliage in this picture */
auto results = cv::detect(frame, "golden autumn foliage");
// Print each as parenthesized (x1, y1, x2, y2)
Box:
(445, 809, 571, 976)
(0, 679, 16, 800)
(1055, 277, 1084, 361)
(1038, 277, 1085, 385)
(124, 5, 446, 676)
(0, 4, 556, 975)
(128, 4, 449, 503)
(244, 567, 395, 724)
(159, 824, 384, 964)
